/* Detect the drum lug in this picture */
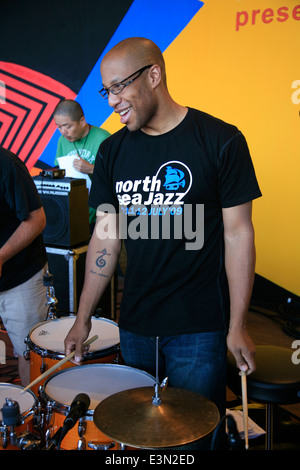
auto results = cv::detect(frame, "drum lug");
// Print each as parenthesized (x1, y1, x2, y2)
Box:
(77, 436, 86, 450)
(42, 401, 54, 429)
(23, 337, 30, 360)
(45, 427, 54, 448)
(77, 419, 87, 450)
(40, 355, 47, 374)
(23, 349, 30, 361)
(33, 401, 42, 428)
(88, 440, 116, 450)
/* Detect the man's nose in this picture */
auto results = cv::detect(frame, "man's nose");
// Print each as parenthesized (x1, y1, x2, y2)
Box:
(108, 92, 122, 108)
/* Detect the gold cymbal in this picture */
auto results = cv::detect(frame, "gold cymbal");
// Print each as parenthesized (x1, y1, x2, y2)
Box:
(93, 387, 219, 448)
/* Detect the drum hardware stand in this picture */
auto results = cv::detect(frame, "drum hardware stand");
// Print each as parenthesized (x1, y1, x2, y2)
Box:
(0, 398, 41, 450)
(23, 270, 58, 363)
(87, 440, 116, 450)
(43, 270, 58, 320)
(152, 337, 168, 406)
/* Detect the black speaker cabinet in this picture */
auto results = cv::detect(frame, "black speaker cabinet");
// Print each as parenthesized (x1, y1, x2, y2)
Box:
(46, 245, 116, 319)
(33, 176, 90, 247)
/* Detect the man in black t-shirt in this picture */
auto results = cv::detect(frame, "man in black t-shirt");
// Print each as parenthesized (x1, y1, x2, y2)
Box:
(64, 38, 261, 448)
(0, 147, 48, 385)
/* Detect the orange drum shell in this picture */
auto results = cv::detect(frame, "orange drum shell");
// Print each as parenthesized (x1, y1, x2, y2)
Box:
(47, 412, 121, 450)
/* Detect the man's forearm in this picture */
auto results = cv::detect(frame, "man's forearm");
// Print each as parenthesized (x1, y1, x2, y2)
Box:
(64, 211, 121, 361)
(75, 233, 121, 324)
(224, 229, 256, 330)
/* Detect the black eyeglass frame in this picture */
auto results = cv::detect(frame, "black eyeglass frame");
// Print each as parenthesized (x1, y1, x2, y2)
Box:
(99, 64, 153, 99)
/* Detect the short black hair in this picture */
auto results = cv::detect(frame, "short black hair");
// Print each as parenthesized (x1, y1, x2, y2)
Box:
(53, 99, 84, 121)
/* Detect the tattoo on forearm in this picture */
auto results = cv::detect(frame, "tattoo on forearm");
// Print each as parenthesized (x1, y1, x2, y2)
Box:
(90, 269, 108, 279)
(95, 248, 111, 269)
(89, 248, 111, 278)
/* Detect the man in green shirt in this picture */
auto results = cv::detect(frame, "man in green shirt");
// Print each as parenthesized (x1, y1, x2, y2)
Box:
(54, 99, 110, 228)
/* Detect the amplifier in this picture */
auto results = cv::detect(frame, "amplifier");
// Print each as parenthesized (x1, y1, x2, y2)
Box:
(33, 175, 86, 192)
(33, 176, 90, 247)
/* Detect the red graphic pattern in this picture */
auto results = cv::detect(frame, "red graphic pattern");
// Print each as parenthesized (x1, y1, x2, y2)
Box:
(0, 62, 76, 171)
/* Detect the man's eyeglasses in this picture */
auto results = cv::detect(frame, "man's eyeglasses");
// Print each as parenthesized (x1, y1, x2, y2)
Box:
(99, 65, 153, 99)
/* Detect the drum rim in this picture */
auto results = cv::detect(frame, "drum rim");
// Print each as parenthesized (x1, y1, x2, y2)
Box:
(0, 382, 37, 425)
(26, 315, 120, 359)
(40, 363, 156, 419)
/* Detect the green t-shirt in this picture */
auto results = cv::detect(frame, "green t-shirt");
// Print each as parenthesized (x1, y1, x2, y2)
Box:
(55, 126, 110, 223)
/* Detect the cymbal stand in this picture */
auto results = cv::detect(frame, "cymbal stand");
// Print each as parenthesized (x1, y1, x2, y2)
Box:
(152, 336, 168, 406)
(43, 270, 58, 319)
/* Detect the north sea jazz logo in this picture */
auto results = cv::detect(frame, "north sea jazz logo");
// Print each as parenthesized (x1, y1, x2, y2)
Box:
(97, 161, 204, 250)
(115, 161, 192, 208)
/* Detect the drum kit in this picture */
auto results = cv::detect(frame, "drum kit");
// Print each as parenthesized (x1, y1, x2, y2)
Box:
(0, 274, 247, 451)
(0, 316, 221, 450)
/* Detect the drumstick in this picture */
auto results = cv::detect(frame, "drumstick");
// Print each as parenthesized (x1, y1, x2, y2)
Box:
(241, 370, 249, 449)
(21, 335, 98, 394)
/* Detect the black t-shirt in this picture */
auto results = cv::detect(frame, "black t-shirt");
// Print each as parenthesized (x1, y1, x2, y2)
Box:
(89, 108, 262, 336)
(0, 147, 47, 291)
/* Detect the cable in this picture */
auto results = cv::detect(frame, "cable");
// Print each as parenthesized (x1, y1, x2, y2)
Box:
(210, 414, 245, 450)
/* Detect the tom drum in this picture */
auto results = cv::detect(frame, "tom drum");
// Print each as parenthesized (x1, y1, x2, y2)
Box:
(41, 363, 156, 450)
(26, 316, 120, 395)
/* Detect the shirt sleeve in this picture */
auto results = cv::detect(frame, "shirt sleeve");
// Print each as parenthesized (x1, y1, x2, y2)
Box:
(217, 132, 262, 208)
(5, 159, 43, 221)
(89, 147, 119, 213)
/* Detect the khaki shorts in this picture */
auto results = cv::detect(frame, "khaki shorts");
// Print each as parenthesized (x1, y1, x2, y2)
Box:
(0, 266, 48, 356)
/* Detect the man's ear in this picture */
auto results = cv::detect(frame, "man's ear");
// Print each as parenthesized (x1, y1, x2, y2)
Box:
(80, 115, 87, 127)
(149, 64, 162, 89)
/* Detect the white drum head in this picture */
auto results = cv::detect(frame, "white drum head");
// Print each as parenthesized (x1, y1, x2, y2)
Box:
(44, 364, 156, 411)
(0, 383, 36, 421)
(29, 316, 119, 353)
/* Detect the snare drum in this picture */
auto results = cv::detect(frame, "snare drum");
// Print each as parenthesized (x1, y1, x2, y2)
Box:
(0, 383, 36, 450)
(26, 316, 120, 394)
(41, 364, 156, 450)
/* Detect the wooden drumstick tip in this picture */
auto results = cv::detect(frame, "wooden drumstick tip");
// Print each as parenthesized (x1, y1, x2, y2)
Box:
(20, 335, 98, 394)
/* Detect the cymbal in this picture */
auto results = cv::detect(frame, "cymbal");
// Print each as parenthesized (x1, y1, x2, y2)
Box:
(93, 387, 219, 448)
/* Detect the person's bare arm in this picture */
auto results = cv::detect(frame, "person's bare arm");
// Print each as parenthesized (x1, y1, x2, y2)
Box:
(223, 201, 256, 374)
(0, 206, 46, 277)
(64, 211, 121, 363)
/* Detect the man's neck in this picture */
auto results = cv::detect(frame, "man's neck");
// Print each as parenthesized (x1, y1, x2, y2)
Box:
(79, 123, 91, 140)
(141, 103, 187, 136)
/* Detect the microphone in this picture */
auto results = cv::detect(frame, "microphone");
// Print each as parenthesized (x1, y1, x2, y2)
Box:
(63, 393, 90, 431)
(48, 393, 90, 450)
